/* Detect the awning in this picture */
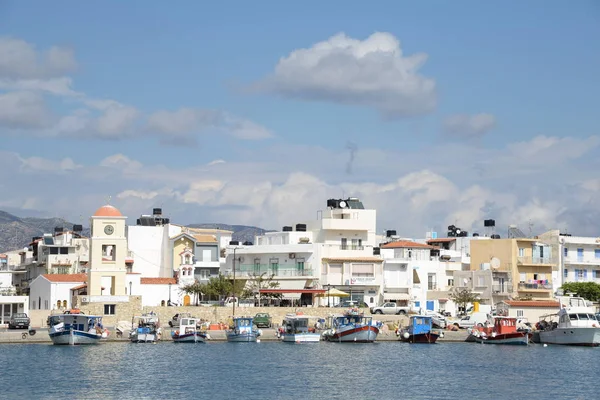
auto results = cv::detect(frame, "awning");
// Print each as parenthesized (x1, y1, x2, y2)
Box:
(314, 288, 350, 297)
(259, 289, 326, 294)
(384, 293, 411, 301)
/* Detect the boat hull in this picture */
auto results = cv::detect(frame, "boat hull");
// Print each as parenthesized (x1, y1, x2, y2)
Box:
(49, 330, 102, 345)
(172, 332, 207, 343)
(324, 325, 379, 343)
(226, 332, 258, 342)
(475, 332, 529, 345)
(400, 332, 440, 344)
(539, 327, 600, 346)
(281, 333, 321, 343)
(130, 333, 158, 343)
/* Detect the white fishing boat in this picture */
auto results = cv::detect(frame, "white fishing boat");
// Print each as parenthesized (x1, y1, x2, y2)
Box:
(130, 313, 161, 343)
(278, 314, 321, 343)
(226, 316, 262, 342)
(539, 295, 600, 346)
(322, 308, 380, 343)
(48, 310, 108, 345)
(171, 317, 209, 343)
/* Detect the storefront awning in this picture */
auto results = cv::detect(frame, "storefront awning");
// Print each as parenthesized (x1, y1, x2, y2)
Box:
(384, 293, 411, 301)
(259, 289, 326, 294)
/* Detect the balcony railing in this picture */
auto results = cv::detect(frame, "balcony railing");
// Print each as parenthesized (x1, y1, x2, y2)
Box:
(340, 245, 365, 251)
(518, 282, 553, 290)
(564, 256, 600, 265)
(224, 263, 314, 278)
(492, 284, 512, 293)
(517, 256, 554, 265)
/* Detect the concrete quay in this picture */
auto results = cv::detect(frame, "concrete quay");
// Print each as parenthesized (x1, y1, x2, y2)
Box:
(0, 327, 470, 344)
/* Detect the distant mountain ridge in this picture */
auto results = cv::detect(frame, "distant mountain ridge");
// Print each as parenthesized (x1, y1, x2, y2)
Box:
(0, 209, 270, 253)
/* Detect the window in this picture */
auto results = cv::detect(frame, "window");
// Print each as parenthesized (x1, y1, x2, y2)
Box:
(270, 258, 279, 275)
(477, 276, 485, 287)
(50, 247, 59, 255)
(564, 269, 568, 278)
(518, 248, 525, 257)
(519, 273, 526, 283)
(102, 245, 116, 262)
(595, 270, 600, 279)
(297, 261, 305, 274)
(596, 249, 600, 259)
(341, 238, 348, 250)
(448, 279, 454, 287)
(104, 304, 116, 315)
(564, 247, 568, 257)
(516, 310, 524, 317)
(254, 258, 260, 273)
(44, 300, 48, 310)
(351, 238, 363, 250)
(352, 264, 374, 277)
(59, 247, 68, 255)
(428, 273, 437, 290)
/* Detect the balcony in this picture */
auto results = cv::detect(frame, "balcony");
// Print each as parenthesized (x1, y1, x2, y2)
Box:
(492, 284, 512, 294)
(518, 282, 553, 291)
(224, 263, 314, 278)
(340, 245, 365, 251)
(319, 217, 373, 231)
(517, 256, 554, 265)
(564, 256, 600, 266)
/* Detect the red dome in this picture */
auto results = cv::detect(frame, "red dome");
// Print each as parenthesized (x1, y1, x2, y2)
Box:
(93, 205, 122, 217)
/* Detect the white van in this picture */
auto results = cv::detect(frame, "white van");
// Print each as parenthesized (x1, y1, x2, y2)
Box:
(455, 312, 492, 329)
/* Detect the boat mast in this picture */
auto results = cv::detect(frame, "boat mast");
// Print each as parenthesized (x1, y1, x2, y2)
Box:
(233, 247, 236, 318)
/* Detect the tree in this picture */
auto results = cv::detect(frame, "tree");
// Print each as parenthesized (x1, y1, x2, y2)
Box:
(561, 282, 600, 302)
(202, 274, 233, 298)
(179, 280, 206, 305)
(450, 287, 480, 314)
(242, 272, 283, 304)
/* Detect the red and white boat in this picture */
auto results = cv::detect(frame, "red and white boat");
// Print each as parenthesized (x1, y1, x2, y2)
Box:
(469, 317, 530, 345)
(322, 308, 380, 343)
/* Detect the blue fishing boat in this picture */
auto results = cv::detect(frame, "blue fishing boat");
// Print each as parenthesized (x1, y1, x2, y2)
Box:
(399, 315, 442, 344)
(226, 317, 262, 342)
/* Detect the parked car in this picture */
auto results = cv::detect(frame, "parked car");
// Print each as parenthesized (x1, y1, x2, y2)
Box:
(254, 313, 272, 328)
(9, 313, 30, 329)
(423, 310, 447, 329)
(370, 302, 411, 315)
(168, 313, 192, 328)
(335, 300, 368, 308)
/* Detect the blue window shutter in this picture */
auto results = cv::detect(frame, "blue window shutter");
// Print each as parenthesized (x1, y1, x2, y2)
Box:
(584, 269, 588, 278)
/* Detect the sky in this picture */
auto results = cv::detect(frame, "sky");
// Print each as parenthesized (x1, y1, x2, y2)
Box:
(1, 1, 599, 237)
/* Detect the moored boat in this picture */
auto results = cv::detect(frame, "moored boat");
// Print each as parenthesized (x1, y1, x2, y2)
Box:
(226, 316, 261, 342)
(48, 309, 108, 345)
(171, 317, 209, 343)
(538, 295, 600, 346)
(322, 308, 379, 343)
(278, 314, 321, 343)
(470, 317, 529, 345)
(399, 315, 441, 344)
(130, 313, 161, 343)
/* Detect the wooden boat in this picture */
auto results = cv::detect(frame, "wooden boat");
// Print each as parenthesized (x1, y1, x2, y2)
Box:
(399, 315, 441, 344)
(171, 317, 209, 343)
(470, 317, 529, 345)
(278, 314, 321, 343)
(48, 310, 108, 345)
(226, 317, 261, 342)
(130, 313, 161, 343)
(322, 308, 379, 343)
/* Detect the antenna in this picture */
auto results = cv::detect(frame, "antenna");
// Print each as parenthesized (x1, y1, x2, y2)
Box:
(528, 219, 534, 238)
(105, 195, 112, 205)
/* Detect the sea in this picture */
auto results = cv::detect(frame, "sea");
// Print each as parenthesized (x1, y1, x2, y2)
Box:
(0, 341, 598, 400)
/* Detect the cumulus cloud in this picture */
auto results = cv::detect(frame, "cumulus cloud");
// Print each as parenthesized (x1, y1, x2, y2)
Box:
(0, 37, 77, 79)
(18, 155, 80, 173)
(0, 91, 52, 129)
(254, 32, 436, 117)
(443, 113, 496, 138)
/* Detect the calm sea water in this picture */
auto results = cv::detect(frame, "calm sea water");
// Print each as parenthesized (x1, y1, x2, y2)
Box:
(0, 341, 598, 400)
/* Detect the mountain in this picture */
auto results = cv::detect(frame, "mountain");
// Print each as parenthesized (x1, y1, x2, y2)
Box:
(0, 209, 272, 253)
(186, 223, 274, 244)
(0, 210, 89, 253)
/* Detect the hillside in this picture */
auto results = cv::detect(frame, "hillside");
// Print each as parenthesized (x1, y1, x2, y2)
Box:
(0, 210, 270, 253)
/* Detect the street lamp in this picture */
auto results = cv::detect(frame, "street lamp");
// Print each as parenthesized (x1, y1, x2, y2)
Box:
(168, 282, 172, 306)
(229, 245, 243, 317)
(326, 284, 331, 307)
(129, 281, 132, 296)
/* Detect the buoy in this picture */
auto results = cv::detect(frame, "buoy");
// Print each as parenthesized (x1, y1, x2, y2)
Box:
(257, 339, 261, 343)
(543, 344, 548, 347)
(403, 332, 410, 339)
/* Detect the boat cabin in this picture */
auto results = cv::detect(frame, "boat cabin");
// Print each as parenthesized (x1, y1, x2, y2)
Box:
(283, 316, 315, 334)
(232, 317, 254, 334)
(408, 316, 433, 334)
(179, 318, 199, 335)
(331, 309, 372, 328)
(491, 317, 518, 334)
(49, 314, 103, 332)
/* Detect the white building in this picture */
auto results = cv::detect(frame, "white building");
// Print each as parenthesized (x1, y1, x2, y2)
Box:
(29, 273, 88, 311)
(224, 197, 383, 307)
(138, 277, 179, 307)
(539, 230, 600, 291)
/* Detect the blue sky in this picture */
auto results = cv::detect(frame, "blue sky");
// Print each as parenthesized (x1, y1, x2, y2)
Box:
(1, 1, 599, 237)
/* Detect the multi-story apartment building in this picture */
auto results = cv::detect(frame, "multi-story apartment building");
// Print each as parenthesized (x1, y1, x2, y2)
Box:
(470, 237, 556, 300)
(224, 197, 383, 307)
(538, 230, 600, 290)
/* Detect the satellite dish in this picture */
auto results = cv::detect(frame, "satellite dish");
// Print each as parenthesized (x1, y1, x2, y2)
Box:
(339, 201, 347, 208)
(455, 229, 461, 235)
(463, 278, 469, 285)
(490, 257, 501, 269)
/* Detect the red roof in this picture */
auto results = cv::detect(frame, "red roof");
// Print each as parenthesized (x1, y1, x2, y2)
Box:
(71, 284, 87, 290)
(93, 204, 123, 217)
(43, 273, 87, 283)
(381, 241, 434, 249)
(503, 301, 560, 308)
(141, 277, 177, 285)
(427, 238, 456, 243)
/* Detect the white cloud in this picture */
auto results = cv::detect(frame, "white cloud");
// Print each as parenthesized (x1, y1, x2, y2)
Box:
(254, 32, 436, 117)
(443, 113, 496, 138)
(99, 154, 143, 170)
(0, 91, 52, 129)
(0, 37, 77, 79)
(18, 155, 80, 173)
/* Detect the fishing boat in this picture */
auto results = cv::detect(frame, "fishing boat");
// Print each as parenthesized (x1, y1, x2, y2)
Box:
(226, 316, 262, 342)
(538, 295, 600, 346)
(171, 317, 209, 343)
(469, 316, 529, 345)
(398, 315, 442, 344)
(278, 314, 321, 343)
(48, 309, 108, 345)
(130, 313, 161, 343)
(322, 308, 380, 343)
